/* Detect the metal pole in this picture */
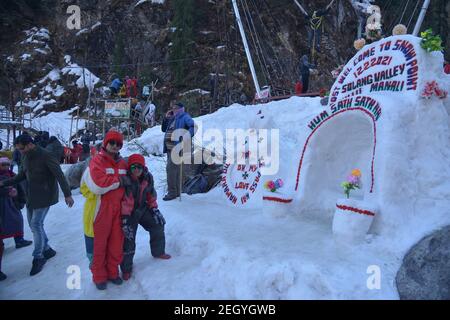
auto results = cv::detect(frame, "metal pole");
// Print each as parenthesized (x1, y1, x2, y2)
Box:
(357, 15, 363, 39)
(179, 153, 183, 202)
(69, 115, 73, 146)
(87, 73, 91, 132)
(413, 0, 431, 36)
(231, 0, 261, 98)
(293, 0, 308, 16)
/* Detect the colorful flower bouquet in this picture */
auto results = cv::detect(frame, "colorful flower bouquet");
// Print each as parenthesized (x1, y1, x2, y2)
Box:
(264, 179, 284, 192)
(341, 169, 361, 199)
(421, 81, 448, 99)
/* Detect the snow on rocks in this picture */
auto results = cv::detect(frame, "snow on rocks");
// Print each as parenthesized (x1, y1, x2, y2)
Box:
(135, 0, 165, 8)
(76, 22, 102, 36)
(61, 55, 100, 90)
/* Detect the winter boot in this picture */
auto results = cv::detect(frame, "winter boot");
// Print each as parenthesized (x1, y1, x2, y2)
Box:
(109, 277, 123, 285)
(15, 239, 33, 249)
(43, 247, 56, 260)
(0, 271, 6, 281)
(162, 194, 177, 201)
(122, 272, 131, 281)
(30, 258, 47, 276)
(96, 282, 107, 290)
(155, 253, 171, 260)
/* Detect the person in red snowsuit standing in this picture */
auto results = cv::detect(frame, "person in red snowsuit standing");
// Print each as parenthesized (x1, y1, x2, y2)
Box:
(83, 130, 130, 290)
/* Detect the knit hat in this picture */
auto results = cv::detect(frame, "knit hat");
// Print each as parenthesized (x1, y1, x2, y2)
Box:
(174, 102, 184, 109)
(0, 157, 10, 164)
(103, 130, 124, 147)
(127, 154, 145, 170)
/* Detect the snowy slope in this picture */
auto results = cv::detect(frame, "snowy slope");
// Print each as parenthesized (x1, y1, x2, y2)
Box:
(0, 96, 431, 300)
(1, 159, 399, 299)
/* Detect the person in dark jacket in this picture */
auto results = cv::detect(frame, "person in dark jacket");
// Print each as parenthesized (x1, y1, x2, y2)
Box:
(46, 136, 64, 163)
(161, 102, 196, 201)
(299, 55, 316, 93)
(120, 154, 171, 280)
(0, 134, 74, 276)
(35, 131, 50, 148)
(302, 6, 331, 54)
(0, 157, 32, 250)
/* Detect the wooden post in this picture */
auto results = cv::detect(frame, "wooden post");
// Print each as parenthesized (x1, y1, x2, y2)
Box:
(69, 115, 74, 146)
(75, 106, 80, 139)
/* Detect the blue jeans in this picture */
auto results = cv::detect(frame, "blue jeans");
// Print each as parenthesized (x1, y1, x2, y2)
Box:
(27, 207, 50, 259)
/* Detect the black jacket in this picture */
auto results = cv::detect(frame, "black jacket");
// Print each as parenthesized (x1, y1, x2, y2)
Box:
(46, 138, 64, 161)
(3, 146, 71, 209)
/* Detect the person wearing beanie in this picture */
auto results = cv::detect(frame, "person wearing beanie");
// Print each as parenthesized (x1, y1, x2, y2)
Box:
(83, 129, 129, 290)
(0, 134, 73, 277)
(0, 156, 32, 281)
(120, 154, 171, 280)
(161, 101, 196, 201)
(0, 157, 32, 251)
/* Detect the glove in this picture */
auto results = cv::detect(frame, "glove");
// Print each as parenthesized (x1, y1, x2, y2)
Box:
(121, 216, 135, 240)
(119, 175, 132, 188)
(151, 208, 166, 226)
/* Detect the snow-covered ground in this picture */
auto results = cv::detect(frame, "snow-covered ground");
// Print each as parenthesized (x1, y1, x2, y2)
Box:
(1, 158, 399, 300)
(1, 35, 449, 300)
(2, 96, 446, 299)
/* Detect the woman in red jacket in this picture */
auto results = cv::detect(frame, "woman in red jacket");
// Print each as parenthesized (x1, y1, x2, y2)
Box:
(83, 130, 130, 290)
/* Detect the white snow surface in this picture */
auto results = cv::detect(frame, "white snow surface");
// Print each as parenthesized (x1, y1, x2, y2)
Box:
(2, 35, 450, 299)
(26, 108, 85, 145)
(61, 55, 100, 90)
(135, 0, 165, 7)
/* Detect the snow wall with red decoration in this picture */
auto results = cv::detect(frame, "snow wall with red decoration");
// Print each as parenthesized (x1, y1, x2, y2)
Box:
(260, 35, 450, 241)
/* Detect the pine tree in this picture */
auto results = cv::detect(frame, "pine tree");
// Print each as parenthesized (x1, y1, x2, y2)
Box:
(170, 0, 195, 86)
(112, 33, 126, 79)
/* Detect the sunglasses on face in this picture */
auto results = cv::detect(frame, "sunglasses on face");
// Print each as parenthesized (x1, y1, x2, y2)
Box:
(108, 140, 122, 148)
(130, 164, 143, 171)
(0, 163, 10, 167)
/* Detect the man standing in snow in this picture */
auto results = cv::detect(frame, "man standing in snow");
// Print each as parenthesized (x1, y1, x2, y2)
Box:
(299, 55, 315, 93)
(161, 102, 196, 201)
(0, 134, 74, 276)
(83, 130, 129, 290)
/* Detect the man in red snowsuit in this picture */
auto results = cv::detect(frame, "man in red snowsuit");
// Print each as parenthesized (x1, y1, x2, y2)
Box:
(83, 130, 130, 290)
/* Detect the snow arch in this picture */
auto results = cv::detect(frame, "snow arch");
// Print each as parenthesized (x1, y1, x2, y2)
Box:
(295, 108, 376, 219)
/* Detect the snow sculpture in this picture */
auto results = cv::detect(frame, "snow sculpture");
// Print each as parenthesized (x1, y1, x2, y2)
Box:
(261, 35, 450, 236)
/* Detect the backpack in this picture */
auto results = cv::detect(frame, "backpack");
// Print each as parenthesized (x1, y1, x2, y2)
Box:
(183, 174, 208, 195)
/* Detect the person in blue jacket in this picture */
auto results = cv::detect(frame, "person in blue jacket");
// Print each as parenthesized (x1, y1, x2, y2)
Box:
(109, 77, 123, 96)
(161, 102, 195, 201)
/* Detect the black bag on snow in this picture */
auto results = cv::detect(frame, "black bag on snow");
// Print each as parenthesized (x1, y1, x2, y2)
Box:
(183, 174, 208, 195)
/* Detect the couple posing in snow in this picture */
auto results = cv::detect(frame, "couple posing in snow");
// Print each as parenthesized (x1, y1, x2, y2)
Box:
(81, 130, 171, 290)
